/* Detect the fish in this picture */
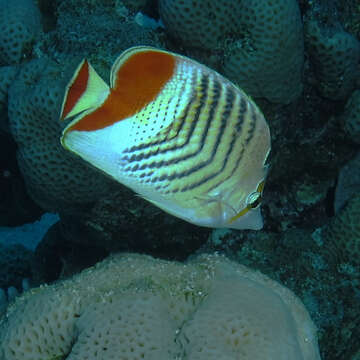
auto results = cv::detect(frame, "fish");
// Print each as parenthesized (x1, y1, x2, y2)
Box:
(60, 46, 271, 230)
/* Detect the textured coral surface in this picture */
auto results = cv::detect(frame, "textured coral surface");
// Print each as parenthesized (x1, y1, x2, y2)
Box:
(0, 253, 320, 360)
(0, 0, 359, 359)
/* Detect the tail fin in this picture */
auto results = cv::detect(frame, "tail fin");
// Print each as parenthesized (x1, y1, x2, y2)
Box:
(60, 60, 110, 121)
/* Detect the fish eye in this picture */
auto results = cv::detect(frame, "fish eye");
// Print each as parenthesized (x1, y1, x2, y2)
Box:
(228, 187, 263, 224)
(246, 191, 262, 209)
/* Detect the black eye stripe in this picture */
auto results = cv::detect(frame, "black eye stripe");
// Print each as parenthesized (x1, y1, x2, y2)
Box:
(249, 196, 262, 209)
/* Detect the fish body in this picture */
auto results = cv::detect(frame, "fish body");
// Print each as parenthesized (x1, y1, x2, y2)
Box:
(60, 46, 271, 230)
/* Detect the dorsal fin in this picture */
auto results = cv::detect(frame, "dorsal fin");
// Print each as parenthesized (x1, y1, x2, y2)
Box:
(60, 59, 110, 121)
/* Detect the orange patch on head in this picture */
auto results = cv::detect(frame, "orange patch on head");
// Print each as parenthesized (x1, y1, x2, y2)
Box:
(69, 50, 176, 132)
(61, 60, 89, 120)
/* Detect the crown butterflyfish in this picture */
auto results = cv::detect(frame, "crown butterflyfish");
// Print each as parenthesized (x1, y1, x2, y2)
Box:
(60, 46, 271, 230)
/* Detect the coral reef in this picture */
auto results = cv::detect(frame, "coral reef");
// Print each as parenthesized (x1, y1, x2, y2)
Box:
(52, 0, 163, 63)
(0, 244, 33, 290)
(0, 253, 320, 360)
(321, 193, 360, 266)
(0, 131, 43, 226)
(0, 0, 359, 358)
(0, 0, 42, 66)
(305, 17, 360, 100)
(2, 0, 165, 218)
(159, 0, 304, 104)
(31, 221, 109, 284)
(0, 67, 18, 115)
(57, 187, 209, 257)
(159, 0, 240, 51)
(0, 290, 6, 317)
(222, 0, 304, 104)
(337, 0, 360, 39)
(7, 57, 114, 213)
(201, 226, 360, 360)
(0, 280, 30, 319)
(342, 90, 360, 144)
(334, 152, 360, 213)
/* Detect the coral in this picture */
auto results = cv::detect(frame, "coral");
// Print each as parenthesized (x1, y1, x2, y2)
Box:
(57, 187, 209, 256)
(337, 0, 360, 40)
(0, 244, 33, 290)
(322, 193, 360, 266)
(7, 57, 113, 213)
(32, 221, 109, 283)
(0, 280, 31, 318)
(0, 253, 321, 360)
(159, 0, 240, 51)
(0, 131, 43, 226)
(0, 66, 19, 115)
(294, 175, 331, 211)
(0, 290, 6, 317)
(0, 0, 42, 66)
(342, 90, 360, 145)
(159, 0, 304, 104)
(5, 54, 209, 250)
(222, 0, 304, 104)
(54, 1, 162, 60)
(334, 152, 360, 213)
(305, 18, 360, 100)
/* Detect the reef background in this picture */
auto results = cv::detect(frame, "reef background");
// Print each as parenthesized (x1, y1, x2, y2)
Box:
(0, 0, 359, 359)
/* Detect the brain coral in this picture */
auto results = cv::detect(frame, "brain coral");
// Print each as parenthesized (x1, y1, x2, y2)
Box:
(0, 253, 321, 360)
(305, 18, 360, 100)
(0, 0, 42, 66)
(159, 0, 304, 104)
(159, 0, 241, 50)
(7, 57, 113, 213)
(222, 0, 304, 104)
